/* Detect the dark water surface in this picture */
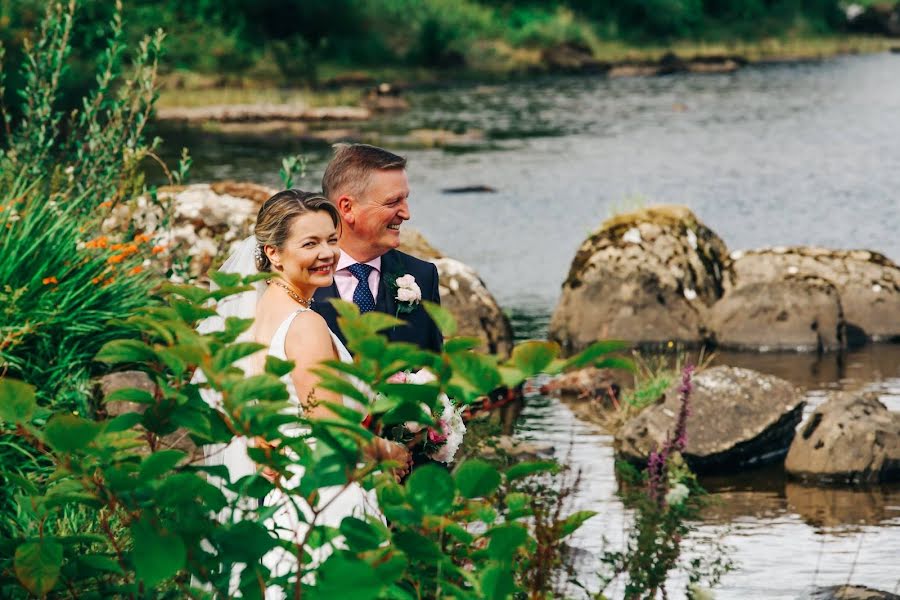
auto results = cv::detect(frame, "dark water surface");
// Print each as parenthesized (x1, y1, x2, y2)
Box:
(158, 52, 900, 598)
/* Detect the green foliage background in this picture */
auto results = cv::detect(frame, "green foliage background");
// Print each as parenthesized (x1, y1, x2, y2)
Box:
(0, 0, 851, 93)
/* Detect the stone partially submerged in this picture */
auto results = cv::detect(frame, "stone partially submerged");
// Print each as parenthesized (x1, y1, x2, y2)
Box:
(709, 275, 846, 352)
(730, 248, 900, 343)
(550, 205, 730, 352)
(615, 366, 805, 473)
(785, 392, 900, 484)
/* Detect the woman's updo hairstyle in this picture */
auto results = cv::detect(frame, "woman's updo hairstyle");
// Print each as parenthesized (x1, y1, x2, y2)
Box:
(254, 189, 340, 272)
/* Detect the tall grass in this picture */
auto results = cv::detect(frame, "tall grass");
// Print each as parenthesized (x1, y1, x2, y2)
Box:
(0, 1, 174, 537)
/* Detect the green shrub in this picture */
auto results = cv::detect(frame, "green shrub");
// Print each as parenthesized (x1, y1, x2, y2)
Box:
(0, 276, 631, 597)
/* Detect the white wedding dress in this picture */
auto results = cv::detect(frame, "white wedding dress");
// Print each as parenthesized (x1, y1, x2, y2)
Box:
(260, 307, 382, 598)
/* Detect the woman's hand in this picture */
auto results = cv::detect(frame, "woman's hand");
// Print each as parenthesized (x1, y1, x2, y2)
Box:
(255, 436, 281, 484)
(373, 437, 413, 482)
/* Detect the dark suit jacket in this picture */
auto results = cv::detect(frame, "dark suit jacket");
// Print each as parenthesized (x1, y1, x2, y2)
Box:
(313, 249, 443, 353)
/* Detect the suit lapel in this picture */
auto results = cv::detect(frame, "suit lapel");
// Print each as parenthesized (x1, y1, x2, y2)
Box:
(377, 250, 399, 318)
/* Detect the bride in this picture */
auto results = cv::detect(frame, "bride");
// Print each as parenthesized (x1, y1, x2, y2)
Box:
(203, 189, 411, 597)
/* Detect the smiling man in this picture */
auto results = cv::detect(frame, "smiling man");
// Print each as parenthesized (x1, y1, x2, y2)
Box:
(315, 143, 443, 353)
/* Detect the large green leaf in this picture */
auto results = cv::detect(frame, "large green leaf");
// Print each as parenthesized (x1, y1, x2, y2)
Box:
(449, 352, 501, 397)
(314, 555, 384, 600)
(229, 374, 289, 404)
(94, 339, 159, 365)
(504, 460, 559, 482)
(486, 523, 529, 562)
(0, 378, 36, 423)
(560, 340, 631, 371)
(455, 460, 501, 499)
(406, 465, 455, 516)
(105, 387, 155, 405)
(130, 517, 186, 587)
(511, 340, 559, 377)
(265, 354, 294, 377)
(559, 510, 598, 538)
(212, 342, 266, 371)
(139, 449, 186, 481)
(480, 564, 515, 600)
(14, 539, 63, 596)
(339, 516, 386, 552)
(44, 414, 100, 452)
(422, 301, 457, 336)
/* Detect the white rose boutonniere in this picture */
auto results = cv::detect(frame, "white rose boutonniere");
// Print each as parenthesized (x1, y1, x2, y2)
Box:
(390, 273, 422, 315)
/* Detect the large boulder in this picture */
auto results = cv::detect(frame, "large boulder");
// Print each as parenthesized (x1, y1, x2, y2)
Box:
(709, 275, 846, 352)
(550, 205, 730, 353)
(785, 392, 900, 484)
(729, 248, 900, 343)
(615, 366, 805, 473)
(399, 229, 513, 357)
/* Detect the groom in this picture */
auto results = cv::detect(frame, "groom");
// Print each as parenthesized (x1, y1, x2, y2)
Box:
(314, 143, 443, 353)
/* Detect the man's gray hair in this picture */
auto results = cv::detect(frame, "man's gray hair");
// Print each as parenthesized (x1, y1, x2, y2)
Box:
(321, 143, 407, 202)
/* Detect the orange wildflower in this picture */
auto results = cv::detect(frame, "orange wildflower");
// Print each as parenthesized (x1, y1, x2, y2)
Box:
(99, 201, 112, 209)
(92, 276, 102, 285)
(121, 244, 139, 256)
(110, 243, 125, 251)
(134, 233, 151, 244)
(42, 276, 58, 285)
(107, 254, 125, 264)
(128, 266, 143, 275)
(85, 236, 109, 249)
(151, 245, 166, 255)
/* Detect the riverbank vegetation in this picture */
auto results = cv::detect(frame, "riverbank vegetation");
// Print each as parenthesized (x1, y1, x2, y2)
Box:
(1, 0, 896, 117)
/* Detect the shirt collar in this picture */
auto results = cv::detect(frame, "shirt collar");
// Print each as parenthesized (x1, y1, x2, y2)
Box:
(336, 250, 381, 273)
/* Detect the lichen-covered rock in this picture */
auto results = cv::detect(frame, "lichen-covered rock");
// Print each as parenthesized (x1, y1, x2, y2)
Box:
(615, 366, 804, 473)
(709, 275, 846, 352)
(730, 247, 900, 343)
(550, 205, 730, 352)
(785, 392, 900, 484)
(102, 182, 276, 279)
(399, 228, 513, 357)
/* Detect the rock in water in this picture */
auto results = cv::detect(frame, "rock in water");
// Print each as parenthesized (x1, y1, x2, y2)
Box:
(729, 248, 900, 343)
(550, 205, 730, 352)
(398, 228, 513, 357)
(804, 585, 900, 600)
(615, 366, 804, 473)
(785, 392, 900, 484)
(709, 275, 845, 352)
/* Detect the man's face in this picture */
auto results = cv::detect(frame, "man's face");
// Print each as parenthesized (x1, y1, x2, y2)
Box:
(348, 168, 410, 257)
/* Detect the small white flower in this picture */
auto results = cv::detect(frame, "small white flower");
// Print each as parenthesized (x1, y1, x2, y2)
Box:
(429, 394, 466, 464)
(395, 273, 422, 304)
(683, 288, 697, 301)
(406, 368, 437, 385)
(665, 482, 690, 506)
(622, 227, 642, 244)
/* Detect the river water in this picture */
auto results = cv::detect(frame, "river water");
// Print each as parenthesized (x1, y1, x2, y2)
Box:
(157, 51, 900, 598)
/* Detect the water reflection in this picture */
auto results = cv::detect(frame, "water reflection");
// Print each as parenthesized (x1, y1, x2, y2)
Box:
(785, 482, 900, 529)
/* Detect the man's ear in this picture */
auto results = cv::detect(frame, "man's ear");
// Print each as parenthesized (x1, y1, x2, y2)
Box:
(336, 195, 355, 225)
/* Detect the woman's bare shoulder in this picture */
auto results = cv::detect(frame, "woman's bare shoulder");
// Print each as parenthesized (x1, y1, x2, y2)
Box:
(284, 310, 335, 360)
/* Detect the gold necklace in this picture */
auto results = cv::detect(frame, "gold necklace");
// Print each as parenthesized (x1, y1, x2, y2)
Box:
(267, 279, 314, 308)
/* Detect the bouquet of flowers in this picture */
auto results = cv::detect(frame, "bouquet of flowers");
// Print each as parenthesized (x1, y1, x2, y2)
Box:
(383, 369, 466, 464)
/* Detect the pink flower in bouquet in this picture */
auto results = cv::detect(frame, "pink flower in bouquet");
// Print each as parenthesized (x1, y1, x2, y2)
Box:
(387, 371, 408, 384)
(428, 420, 448, 444)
